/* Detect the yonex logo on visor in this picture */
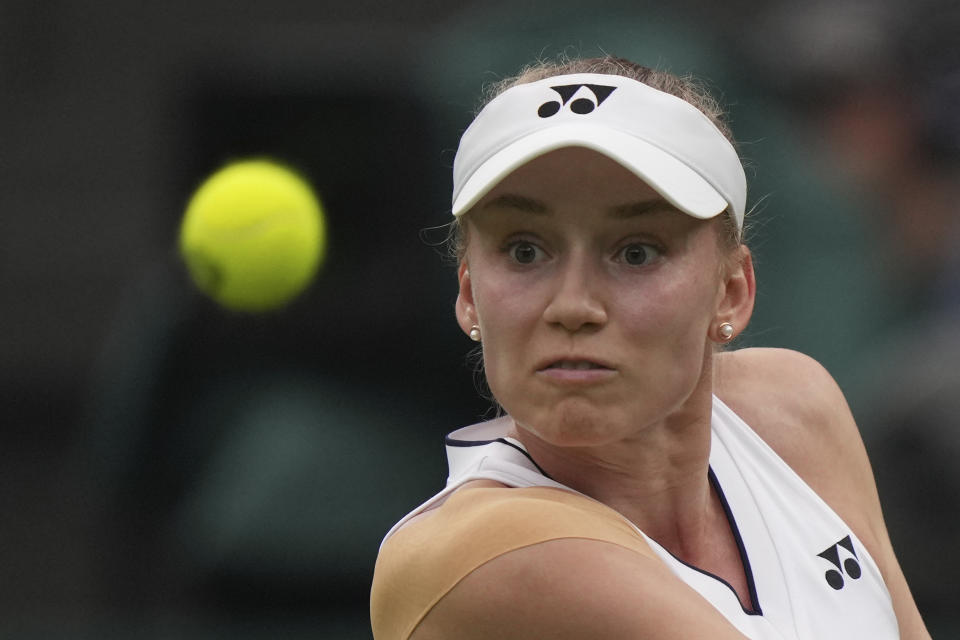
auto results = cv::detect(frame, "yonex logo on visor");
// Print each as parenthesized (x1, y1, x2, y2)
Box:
(452, 73, 747, 231)
(537, 84, 618, 118)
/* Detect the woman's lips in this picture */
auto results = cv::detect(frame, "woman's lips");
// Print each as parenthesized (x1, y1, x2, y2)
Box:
(546, 360, 611, 370)
(537, 359, 616, 382)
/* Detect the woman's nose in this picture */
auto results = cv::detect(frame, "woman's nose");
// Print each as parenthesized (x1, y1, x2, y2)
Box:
(541, 257, 608, 332)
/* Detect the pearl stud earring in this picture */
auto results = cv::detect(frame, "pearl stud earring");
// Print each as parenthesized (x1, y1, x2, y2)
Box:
(718, 322, 735, 341)
(469, 325, 481, 342)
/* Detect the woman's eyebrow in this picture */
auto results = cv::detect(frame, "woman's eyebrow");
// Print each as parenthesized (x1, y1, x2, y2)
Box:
(480, 193, 549, 214)
(479, 194, 678, 218)
(609, 200, 678, 219)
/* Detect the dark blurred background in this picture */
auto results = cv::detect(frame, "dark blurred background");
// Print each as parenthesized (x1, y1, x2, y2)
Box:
(2, 0, 958, 637)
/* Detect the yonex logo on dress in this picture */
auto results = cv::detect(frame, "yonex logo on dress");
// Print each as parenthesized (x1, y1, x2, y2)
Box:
(537, 84, 617, 118)
(817, 535, 862, 590)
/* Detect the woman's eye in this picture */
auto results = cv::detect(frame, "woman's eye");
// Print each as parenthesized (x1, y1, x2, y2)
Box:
(509, 241, 541, 264)
(618, 243, 660, 266)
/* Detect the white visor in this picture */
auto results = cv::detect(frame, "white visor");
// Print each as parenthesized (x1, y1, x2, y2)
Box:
(452, 73, 746, 231)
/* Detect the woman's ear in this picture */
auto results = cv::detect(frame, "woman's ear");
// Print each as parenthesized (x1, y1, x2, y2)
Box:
(455, 261, 477, 336)
(713, 245, 756, 342)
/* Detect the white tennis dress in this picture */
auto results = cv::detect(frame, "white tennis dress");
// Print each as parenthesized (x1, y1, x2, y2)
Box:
(382, 395, 899, 639)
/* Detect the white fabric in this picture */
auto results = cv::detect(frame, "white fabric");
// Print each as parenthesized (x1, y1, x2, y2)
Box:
(382, 397, 899, 640)
(451, 73, 747, 229)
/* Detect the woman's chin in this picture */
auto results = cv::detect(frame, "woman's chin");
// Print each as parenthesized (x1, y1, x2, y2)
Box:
(511, 403, 631, 449)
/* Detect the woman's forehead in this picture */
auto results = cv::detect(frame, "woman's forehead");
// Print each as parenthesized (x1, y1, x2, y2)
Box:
(465, 191, 702, 241)
(474, 192, 681, 222)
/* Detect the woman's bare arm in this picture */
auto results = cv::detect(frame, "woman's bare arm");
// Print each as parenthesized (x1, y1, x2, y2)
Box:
(410, 537, 750, 640)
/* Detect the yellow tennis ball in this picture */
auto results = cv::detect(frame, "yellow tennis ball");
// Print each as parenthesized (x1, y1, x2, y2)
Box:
(179, 160, 326, 312)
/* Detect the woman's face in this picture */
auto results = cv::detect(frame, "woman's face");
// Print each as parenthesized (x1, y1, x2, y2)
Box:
(456, 147, 749, 447)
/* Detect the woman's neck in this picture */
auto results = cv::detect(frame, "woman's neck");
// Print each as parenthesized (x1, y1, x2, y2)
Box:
(509, 377, 719, 560)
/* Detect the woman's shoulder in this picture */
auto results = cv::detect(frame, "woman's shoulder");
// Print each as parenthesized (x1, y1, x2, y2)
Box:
(714, 346, 843, 409)
(384, 484, 748, 640)
(712, 353, 931, 638)
(713, 347, 883, 548)
(408, 538, 748, 640)
(384, 481, 653, 545)
(371, 483, 658, 640)
(375, 482, 656, 581)
(713, 347, 853, 459)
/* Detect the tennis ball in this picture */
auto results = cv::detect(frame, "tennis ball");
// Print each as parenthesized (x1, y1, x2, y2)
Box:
(179, 159, 326, 312)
